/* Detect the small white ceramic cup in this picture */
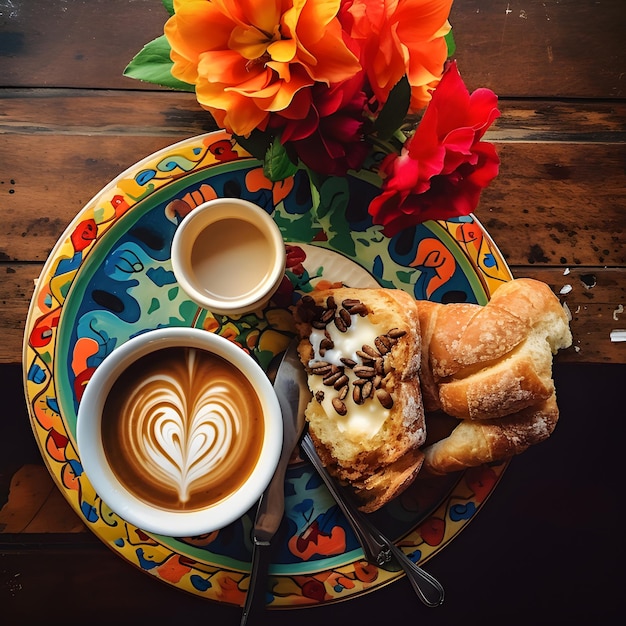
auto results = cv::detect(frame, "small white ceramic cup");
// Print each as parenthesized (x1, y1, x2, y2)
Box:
(171, 198, 286, 315)
(76, 327, 282, 537)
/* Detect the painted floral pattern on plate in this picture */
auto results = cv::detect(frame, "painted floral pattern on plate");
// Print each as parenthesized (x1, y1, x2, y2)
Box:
(24, 131, 512, 607)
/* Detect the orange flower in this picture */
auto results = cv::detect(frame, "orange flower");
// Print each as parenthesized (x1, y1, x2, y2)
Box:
(165, 0, 361, 136)
(342, 0, 453, 111)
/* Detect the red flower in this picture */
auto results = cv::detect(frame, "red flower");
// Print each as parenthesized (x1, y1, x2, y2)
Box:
(268, 57, 371, 176)
(368, 61, 501, 237)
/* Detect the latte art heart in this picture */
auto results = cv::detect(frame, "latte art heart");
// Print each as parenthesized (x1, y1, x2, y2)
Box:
(101, 346, 264, 511)
(129, 375, 239, 503)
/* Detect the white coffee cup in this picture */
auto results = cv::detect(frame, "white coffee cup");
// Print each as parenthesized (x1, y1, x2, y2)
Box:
(171, 198, 286, 315)
(76, 327, 282, 537)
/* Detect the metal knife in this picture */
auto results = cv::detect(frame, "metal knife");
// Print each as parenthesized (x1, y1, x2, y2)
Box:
(240, 340, 310, 626)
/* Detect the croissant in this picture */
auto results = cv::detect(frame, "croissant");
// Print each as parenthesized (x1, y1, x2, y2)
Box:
(419, 278, 572, 475)
(422, 394, 560, 475)
(418, 278, 572, 420)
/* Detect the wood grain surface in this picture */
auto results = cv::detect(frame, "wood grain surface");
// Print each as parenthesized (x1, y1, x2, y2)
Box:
(2, 1, 625, 365)
(1, 1, 625, 624)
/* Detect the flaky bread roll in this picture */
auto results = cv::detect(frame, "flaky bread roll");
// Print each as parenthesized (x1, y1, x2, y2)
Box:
(422, 394, 559, 475)
(415, 299, 444, 413)
(294, 288, 426, 511)
(419, 278, 572, 420)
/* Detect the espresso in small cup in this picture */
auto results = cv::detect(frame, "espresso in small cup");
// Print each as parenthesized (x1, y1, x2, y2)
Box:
(171, 198, 286, 316)
(77, 328, 282, 536)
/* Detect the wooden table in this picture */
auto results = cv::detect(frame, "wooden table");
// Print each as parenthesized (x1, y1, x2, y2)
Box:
(1, 1, 624, 624)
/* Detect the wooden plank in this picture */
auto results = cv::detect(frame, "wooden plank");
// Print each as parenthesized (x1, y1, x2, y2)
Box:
(2, 93, 625, 268)
(0, 1, 624, 98)
(0, 0, 166, 90)
(0, 89, 218, 137)
(3, 264, 624, 365)
(1, 264, 38, 364)
(478, 142, 626, 268)
(450, 0, 626, 98)
(512, 267, 626, 364)
(0, 133, 192, 262)
(2, 89, 625, 138)
(491, 101, 626, 142)
(2, 133, 624, 266)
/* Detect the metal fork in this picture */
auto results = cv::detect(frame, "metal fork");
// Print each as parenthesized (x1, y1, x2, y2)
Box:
(300, 431, 445, 608)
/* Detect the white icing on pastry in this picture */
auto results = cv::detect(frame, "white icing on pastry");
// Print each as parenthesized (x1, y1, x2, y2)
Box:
(308, 315, 390, 439)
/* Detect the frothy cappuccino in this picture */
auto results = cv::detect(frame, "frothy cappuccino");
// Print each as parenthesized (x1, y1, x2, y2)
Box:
(101, 346, 263, 511)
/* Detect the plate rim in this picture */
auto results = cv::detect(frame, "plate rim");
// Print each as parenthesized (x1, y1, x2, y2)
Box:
(22, 130, 513, 608)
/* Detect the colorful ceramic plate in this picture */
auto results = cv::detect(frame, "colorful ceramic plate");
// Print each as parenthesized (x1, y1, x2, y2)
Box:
(23, 130, 512, 608)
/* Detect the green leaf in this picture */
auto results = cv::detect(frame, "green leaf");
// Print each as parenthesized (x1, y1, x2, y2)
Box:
(445, 29, 456, 58)
(237, 131, 298, 181)
(263, 138, 298, 182)
(162, 0, 175, 16)
(373, 75, 411, 141)
(123, 35, 194, 91)
(310, 175, 356, 256)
